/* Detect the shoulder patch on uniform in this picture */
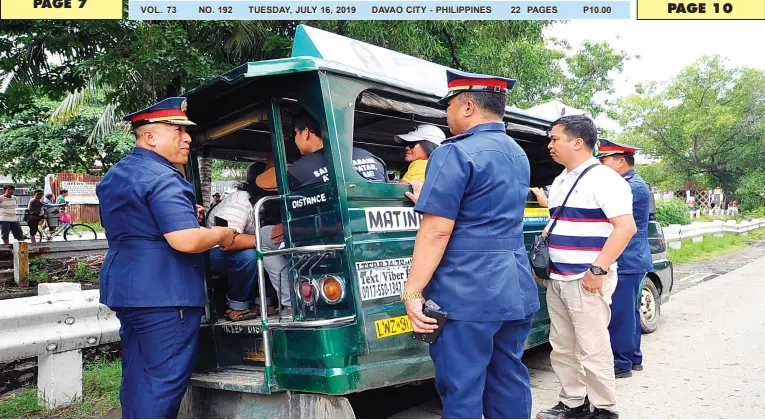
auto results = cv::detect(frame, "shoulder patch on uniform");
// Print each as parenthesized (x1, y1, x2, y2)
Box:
(443, 132, 474, 143)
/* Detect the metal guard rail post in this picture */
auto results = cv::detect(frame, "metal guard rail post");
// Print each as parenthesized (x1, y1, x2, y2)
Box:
(0, 285, 120, 408)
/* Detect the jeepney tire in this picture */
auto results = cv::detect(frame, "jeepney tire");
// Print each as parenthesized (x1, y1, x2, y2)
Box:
(640, 277, 661, 334)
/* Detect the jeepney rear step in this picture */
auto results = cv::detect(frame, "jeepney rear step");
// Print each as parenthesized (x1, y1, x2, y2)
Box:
(190, 366, 273, 394)
(182, 368, 356, 419)
(214, 316, 281, 335)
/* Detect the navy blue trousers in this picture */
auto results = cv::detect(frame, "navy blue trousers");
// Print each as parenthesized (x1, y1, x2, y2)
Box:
(608, 272, 645, 370)
(116, 307, 202, 419)
(429, 314, 534, 419)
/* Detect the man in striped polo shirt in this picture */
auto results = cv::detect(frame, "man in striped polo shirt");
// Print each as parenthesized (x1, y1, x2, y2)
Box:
(536, 115, 637, 420)
(1, 185, 24, 244)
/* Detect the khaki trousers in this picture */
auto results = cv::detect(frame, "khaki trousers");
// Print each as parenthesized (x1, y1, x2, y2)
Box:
(545, 271, 618, 411)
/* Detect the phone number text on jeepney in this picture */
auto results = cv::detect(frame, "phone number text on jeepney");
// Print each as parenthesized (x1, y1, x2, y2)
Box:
(356, 258, 411, 301)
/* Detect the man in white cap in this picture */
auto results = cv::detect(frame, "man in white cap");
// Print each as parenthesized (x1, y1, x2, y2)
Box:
(394, 124, 446, 184)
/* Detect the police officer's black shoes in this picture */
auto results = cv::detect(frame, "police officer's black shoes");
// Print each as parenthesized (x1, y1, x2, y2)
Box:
(590, 408, 618, 419)
(536, 398, 591, 419)
(632, 363, 643, 371)
(614, 367, 632, 379)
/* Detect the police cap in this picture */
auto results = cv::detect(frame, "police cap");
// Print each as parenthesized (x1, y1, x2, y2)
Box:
(438, 69, 516, 106)
(596, 138, 638, 158)
(123, 97, 197, 129)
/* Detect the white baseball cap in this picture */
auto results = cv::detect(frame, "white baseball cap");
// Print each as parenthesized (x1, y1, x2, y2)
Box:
(394, 124, 446, 146)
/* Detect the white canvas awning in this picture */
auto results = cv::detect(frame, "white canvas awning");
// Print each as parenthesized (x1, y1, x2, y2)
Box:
(525, 100, 593, 121)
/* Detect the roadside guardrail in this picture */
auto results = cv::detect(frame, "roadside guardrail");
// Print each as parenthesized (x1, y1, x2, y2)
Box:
(0, 283, 119, 408)
(663, 219, 765, 249)
(0, 240, 108, 287)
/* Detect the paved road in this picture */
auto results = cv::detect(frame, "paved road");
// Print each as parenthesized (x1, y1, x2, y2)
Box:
(671, 241, 765, 294)
(394, 254, 765, 418)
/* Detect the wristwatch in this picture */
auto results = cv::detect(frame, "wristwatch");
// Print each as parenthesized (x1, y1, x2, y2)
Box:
(401, 291, 423, 301)
(589, 265, 608, 275)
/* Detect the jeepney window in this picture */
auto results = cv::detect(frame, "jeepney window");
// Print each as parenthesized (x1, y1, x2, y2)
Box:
(195, 102, 278, 200)
(275, 102, 333, 192)
(352, 90, 449, 184)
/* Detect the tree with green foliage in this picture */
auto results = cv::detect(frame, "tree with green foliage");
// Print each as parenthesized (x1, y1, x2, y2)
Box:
(1, 17, 628, 192)
(635, 162, 690, 192)
(616, 56, 765, 193)
(0, 99, 133, 184)
(735, 170, 765, 212)
(655, 198, 692, 226)
(2, 18, 628, 127)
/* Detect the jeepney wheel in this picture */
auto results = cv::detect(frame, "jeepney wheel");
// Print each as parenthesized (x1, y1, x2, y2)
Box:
(640, 278, 661, 334)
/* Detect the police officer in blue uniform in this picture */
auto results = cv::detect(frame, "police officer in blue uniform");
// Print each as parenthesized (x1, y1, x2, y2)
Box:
(403, 69, 540, 419)
(597, 139, 654, 379)
(97, 97, 236, 419)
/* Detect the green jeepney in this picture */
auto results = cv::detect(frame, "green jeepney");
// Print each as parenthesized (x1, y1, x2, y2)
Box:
(179, 25, 672, 418)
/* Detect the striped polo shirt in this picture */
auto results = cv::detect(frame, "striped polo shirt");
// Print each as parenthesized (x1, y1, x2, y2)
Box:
(0, 195, 18, 222)
(546, 157, 633, 281)
(205, 190, 257, 234)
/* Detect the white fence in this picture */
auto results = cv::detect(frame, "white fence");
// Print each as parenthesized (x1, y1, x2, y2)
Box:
(689, 207, 739, 219)
(0, 283, 119, 408)
(663, 219, 765, 249)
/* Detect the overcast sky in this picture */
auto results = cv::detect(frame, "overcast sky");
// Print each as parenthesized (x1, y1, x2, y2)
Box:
(545, 19, 765, 130)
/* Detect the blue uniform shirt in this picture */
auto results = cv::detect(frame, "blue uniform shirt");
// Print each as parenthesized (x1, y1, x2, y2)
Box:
(617, 169, 654, 274)
(97, 147, 205, 308)
(414, 122, 540, 322)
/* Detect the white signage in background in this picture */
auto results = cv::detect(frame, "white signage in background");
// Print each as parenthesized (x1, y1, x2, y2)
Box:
(44, 175, 55, 197)
(60, 181, 99, 205)
(364, 207, 423, 232)
(356, 258, 412, 301)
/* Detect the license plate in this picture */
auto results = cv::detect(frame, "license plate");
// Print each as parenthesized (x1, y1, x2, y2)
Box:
(374, 315, 413, 339)
(243, 338, 265, 362)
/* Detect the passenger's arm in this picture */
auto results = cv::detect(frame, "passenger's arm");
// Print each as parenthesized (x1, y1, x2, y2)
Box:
(529, 187, 549, 208)
(164, 226, 236, 254)
(404, 180, 424, 204)
(225, 233, 257, 252)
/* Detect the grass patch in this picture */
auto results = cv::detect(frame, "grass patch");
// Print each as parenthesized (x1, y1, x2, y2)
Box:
(73, 261, 100, 282)
(28, 258, 54, 284)
(81, 223, 104, 233)
(0, 360, 121, 419)
(694, 215, 735, 223)
(668, 229, 765, 265)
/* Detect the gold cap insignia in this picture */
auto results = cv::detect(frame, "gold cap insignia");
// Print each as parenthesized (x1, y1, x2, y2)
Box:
(181, 99, 188, 113)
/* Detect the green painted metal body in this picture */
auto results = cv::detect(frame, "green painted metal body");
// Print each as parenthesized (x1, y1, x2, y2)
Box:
(183, 26, 673, 406)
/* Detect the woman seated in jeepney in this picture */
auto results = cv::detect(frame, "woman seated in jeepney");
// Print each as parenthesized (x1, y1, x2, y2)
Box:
(258, 108, 389, 319)
(393, 124, 445, 184)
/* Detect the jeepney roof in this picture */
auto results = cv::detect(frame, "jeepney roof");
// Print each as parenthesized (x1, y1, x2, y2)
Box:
(185, 25, 554, 130)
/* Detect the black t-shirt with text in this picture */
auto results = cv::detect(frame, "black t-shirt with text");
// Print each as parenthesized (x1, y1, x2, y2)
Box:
(287, 147, 388, 190)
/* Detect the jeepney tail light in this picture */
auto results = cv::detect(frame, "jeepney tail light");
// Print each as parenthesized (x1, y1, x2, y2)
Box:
(320, 275, 345, 304)
(300, 280, 314, 304)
